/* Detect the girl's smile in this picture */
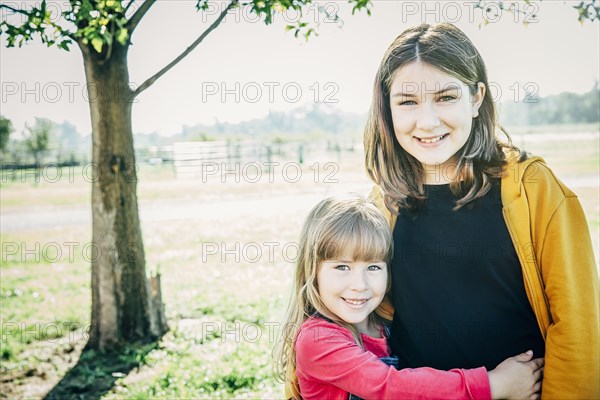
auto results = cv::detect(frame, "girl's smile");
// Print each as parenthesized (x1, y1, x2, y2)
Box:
(342, 297, 370, 306)
(414, 132, 450, 144)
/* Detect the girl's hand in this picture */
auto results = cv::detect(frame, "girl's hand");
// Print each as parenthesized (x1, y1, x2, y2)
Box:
(488, 350, 544, 399)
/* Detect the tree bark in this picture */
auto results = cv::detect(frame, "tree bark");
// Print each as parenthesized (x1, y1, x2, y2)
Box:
(79, 41, 167, 350)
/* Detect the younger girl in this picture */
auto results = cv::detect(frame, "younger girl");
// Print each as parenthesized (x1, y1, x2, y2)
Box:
(275, 196, 543, 400)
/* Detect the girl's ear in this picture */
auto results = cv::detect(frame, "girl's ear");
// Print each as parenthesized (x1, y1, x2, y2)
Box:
(471, 82, 486, 118)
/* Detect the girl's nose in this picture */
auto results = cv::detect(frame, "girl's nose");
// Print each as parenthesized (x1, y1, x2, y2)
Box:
(349, 271, 369, 291)
(416, 102, 441, 131)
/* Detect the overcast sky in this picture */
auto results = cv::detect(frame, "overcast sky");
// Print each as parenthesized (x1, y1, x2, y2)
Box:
(1, 0, 599, 136)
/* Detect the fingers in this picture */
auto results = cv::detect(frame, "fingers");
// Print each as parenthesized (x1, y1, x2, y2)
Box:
(532, 368, 541, 383)
(528, 382, 542, 400)
(522, 356, 544, 372)
(529, 371, 543, 400)
(515, 350, 534, 361)
(528, 357, 544, 372)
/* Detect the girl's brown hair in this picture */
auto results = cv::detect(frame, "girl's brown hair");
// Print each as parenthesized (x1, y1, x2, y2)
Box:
(364, 22, 526, 212)
(273, 196, 393, 399)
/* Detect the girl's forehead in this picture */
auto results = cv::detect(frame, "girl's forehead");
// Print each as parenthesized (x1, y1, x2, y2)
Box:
(389, 61, 467, 94)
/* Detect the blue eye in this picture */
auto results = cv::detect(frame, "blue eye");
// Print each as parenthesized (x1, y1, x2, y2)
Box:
(335, 265, 350, 271)
(367, 264, 382, 271)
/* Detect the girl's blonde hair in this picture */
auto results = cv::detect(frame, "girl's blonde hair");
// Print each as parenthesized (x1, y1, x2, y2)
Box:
(274, 196, 393, 399)
(364, 22, 526, 212)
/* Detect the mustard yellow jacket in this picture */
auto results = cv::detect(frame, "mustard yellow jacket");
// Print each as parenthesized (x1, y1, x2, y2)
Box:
(370, 156, 600, 399)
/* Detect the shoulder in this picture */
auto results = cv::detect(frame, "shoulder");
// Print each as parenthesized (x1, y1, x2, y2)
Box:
(295, 317, 354, 350)
(368, 185, 385, 207)
(368, 185, 394, 227)
(501, 154, 577, 208)
(295, 317, 359, 374)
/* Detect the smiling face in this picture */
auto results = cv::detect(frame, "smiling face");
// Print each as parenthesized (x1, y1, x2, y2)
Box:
(316, 251, 388, 335)
(389, 62, 485, 183)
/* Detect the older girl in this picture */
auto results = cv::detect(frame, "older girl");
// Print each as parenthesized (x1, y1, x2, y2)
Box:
(364, 23, 599, 399)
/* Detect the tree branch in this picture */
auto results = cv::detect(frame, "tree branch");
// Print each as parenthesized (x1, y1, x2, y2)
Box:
(0, 4, 33, 16)
(133, 0, 237, 98)
(125, 0, 157, 33)
(124, 0, 136, 14)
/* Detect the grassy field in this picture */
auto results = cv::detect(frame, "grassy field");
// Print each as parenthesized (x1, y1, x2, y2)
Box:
(1, 132, 598, 399)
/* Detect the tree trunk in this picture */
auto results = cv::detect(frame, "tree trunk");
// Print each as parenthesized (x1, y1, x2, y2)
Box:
(79, 42, 167, 350)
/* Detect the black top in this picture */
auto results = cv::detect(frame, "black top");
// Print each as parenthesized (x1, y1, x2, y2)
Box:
(389, 181, 545, 371)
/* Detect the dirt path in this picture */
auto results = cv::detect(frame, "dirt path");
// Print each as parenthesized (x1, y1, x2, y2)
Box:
(2, 173, 597, 233)
(1, 182, 373, 233)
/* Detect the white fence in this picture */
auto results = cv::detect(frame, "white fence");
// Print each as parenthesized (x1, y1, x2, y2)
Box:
(172, 141, 270, 179)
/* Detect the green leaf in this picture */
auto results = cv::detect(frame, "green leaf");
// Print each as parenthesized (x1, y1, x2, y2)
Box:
(59, 41, 72, 51)
(116, 28, 129, 45)
(304, 28, 317, 41)
(196, 0, 210, 11)
(91, 37, 103, 53)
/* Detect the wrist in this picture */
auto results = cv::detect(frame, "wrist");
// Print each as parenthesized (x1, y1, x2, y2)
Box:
(488, 370, 503, 399)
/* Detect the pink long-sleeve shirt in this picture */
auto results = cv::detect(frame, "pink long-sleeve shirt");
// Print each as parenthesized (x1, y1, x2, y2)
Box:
(295, 317, 492, 400)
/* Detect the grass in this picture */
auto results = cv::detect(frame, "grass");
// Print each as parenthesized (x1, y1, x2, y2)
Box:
(1, 132, 598, 399)
(1, 214, 293, 399)
(0, 165, 307, 398)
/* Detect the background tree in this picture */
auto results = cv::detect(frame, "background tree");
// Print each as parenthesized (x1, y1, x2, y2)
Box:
(55, 121, 82, 161)
(1, 0, 596, 351)
(24, 117, 53, 165)
(0, 115, 14, 153)
(499, 82, 600, 126)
